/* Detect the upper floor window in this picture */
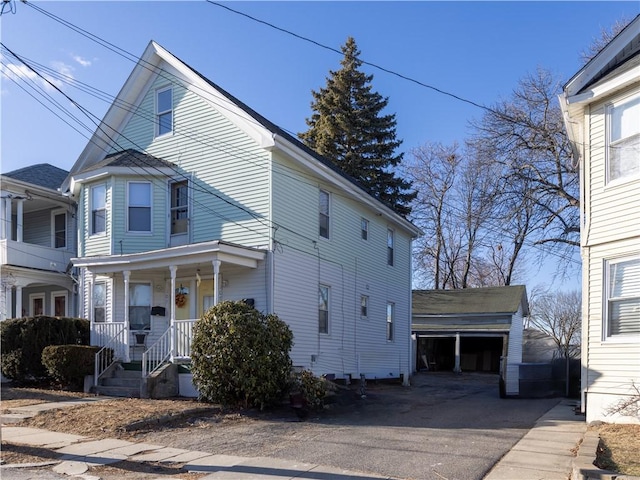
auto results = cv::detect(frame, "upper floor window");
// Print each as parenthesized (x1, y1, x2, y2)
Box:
(319, 284, 330, 334)
(387, 229, 394, 266)
(386, 302, 394, 341)
(128, 182, 152, 232)
(52, 211, 66, 248)
(171, 180, 189, 235)
(91, 184, 106, 235)
(361, 218, 369, 240)
(360, 295, 369, 318)
(605, 257, 640, 339)
(319, 189, 330, 239)
(156, 87, 173, 136)
(607, 94, 640, 183)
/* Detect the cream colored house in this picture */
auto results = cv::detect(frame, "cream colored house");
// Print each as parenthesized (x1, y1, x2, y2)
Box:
(560, 15, 640, 423)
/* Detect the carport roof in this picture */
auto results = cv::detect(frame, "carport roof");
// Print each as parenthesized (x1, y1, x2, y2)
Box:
(412, 285, 529, 316)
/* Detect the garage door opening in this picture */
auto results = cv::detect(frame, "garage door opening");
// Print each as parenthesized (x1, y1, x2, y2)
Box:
(417, 336, 504, 373)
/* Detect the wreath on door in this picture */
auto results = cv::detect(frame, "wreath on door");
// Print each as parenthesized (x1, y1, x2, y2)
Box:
(175, 292, 187, 308)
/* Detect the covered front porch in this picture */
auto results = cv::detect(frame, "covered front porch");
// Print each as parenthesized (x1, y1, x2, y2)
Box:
(73, 240, 267, 396)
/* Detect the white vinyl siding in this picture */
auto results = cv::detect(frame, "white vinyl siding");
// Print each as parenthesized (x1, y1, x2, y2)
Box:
(22, 209, 51, 246)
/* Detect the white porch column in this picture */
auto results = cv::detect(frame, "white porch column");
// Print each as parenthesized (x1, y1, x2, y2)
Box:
(212, 259, 221, 305)
(15, 285, 22, 318)
(453, 332, 461, 374)
(16, 198, 24, 243)
(4, 196, 12, 241)
(123, 270, 131, 362)
(3, 285, 12, 320)
(169, 265, 177, 361)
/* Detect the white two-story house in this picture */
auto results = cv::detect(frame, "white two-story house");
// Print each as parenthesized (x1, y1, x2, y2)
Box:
(63, 41, 420, 397)
(1, 164, 77, 320)
(560, 15, 640, 423)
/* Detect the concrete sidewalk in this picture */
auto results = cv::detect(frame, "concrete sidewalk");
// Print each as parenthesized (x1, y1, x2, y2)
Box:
(483, 399, 587, 480)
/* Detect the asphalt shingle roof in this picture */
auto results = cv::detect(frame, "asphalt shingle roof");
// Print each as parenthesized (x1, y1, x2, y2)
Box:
(78, 149, 176, 174)
(412, 285, 528, 316)
(3, 164, 69, 190)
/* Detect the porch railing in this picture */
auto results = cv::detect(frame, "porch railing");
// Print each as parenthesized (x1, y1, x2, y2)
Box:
(142, 319, 197, 378)
(94, 324, 127, 387)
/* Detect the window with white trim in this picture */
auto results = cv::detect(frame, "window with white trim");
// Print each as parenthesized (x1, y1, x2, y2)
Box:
(52, 210, 66, 248)
(156, 86, 173, 136)
(91, 184, 106, 235)
(128, 182, 151, 232)
(319, 284, 329, 334)
(360, 295, 368, 318)
(386, 302, 394, 341)
(171, 180, 189, 235)
(605, 257, 640, 338)
(607, 93, 640, 183)
(29, 293, 44, 316)
(387, 229, 394, 266)
(93, 282, 106, 323)
(51, 291, 68, 317)
(319, 189, 330, 238)
(361, 218, 369, 240)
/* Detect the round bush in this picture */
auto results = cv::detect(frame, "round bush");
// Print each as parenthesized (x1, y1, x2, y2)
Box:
(190, 301, 293, 409)
(41, 345, 102, 389)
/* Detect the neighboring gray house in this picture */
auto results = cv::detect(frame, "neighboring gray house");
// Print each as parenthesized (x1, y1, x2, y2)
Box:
(63, 41, 421, 397)
(1, 164, 77, 320)
(560, 15, 640, 423)
(412, 285, 529, 396)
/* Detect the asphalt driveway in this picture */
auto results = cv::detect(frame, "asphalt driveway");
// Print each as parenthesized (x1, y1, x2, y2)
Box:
(140, 372, 561, 480)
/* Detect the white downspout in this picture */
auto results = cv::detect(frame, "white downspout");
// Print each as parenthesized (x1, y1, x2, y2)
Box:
(212, 259, 221, 305)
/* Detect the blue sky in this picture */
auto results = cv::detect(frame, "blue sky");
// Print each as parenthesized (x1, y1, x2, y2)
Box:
(1, 1, 638, 288)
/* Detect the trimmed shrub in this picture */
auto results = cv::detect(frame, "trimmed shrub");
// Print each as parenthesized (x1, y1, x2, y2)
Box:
(41, 345, 101, 389)
(191, 301, 293, 409)
(290, 369, 329, 411)
(0, 316, 90, 383)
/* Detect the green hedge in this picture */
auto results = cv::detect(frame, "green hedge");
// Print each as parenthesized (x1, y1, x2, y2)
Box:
(42, 345, 101, 389)
(0, 316, 90, 383)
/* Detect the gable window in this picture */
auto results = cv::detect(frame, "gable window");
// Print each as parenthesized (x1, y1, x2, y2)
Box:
(129, 283, 151, 331)
(607, 94, 640, 183)
(319, 284, 329, 334)
(605, 257, 640, 338)
(361, 218, 369, 240)
(157, 87, 173, 136)
(386, 302, 394, 341)
(319, 189, 330, 239)
(387, 229, 394, 266)
(361, 295, 368, 318)
(93, 282, 106, 323)
(128, 182, 151, 232)
(171, 180, 189, 235)
(52, 211, 66, 248)
(91, 184, 106, 235)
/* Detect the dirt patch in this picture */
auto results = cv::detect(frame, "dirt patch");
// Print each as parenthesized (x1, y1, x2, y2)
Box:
(1, 387, 94, 412)
(593, 423, 640, 476)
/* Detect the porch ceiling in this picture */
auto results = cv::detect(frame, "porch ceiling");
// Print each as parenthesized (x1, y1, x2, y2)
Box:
(72, 240, 266, 275)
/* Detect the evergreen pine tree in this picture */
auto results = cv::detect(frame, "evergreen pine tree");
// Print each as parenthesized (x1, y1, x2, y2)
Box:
(299, 37, 415, 217)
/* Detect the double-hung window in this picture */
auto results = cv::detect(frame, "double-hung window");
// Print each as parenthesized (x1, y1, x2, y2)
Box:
(52, 211, 66, 248)
(605, 257, 640, 338)
(361, 218, 369, 240)
(91, 184, 106, 235)
(607, 93, 640, 183)
(319, 189, 330, 238)
(387, 229, 394, 266)
(360, 295, 369, 318)
(319, 285, 330, 334)
(386, 302, 394, 341)
(156, 86, 173, 136)
(128, 182, 151, 232)
(171, 180, 189, 235)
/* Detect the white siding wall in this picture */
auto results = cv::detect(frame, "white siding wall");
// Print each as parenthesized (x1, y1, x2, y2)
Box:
(23, 210, 50, 246)
(271, 152, 413, 381)
(506, 306, 524, 395)
(583, 84, 640, 423)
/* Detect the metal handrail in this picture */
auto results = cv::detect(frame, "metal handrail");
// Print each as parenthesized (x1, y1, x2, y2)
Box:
(142, 327, 172, 378)
(94, 325, 127, 386)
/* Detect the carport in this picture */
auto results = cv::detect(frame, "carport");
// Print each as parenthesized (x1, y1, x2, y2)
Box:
(411, 286, 529, 395)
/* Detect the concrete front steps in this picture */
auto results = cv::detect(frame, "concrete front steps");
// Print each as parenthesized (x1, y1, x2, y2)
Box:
(94, 362, 143, 398)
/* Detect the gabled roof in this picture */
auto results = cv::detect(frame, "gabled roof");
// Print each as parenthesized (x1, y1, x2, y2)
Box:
(3, 163, 68, 191)
(412, 285, 529, 317)
(64, 41, 420, 237)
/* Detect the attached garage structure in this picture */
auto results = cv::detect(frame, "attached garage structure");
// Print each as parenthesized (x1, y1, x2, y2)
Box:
(412, 285, 529, 396)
